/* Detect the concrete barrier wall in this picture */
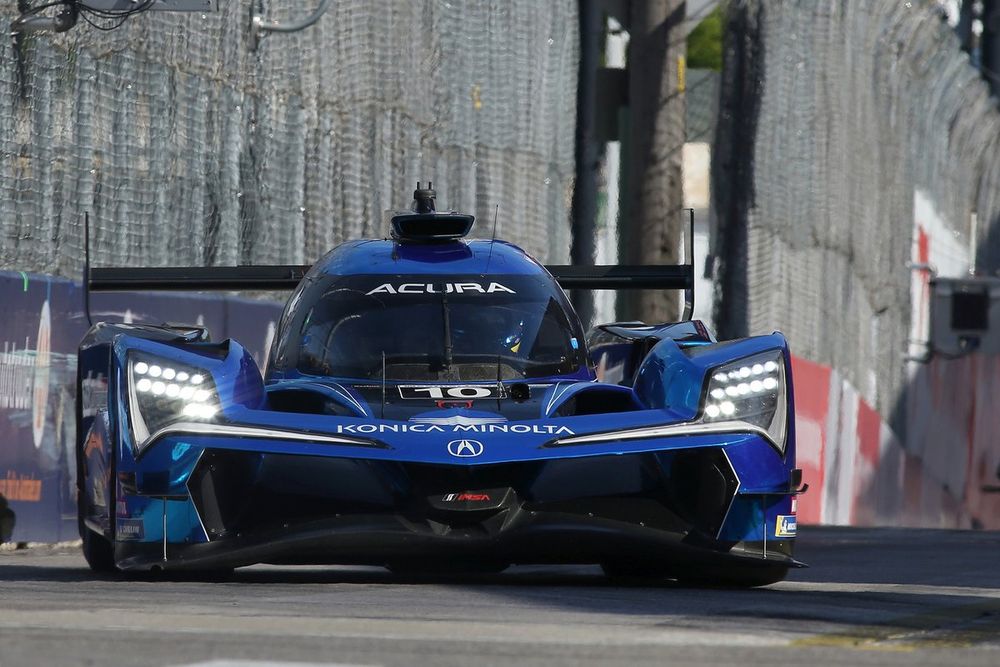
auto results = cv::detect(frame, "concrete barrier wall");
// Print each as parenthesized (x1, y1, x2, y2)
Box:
(793, 354, 1000, 530)
(0, 271, 281, 542)
(792, 185, 1000, 530)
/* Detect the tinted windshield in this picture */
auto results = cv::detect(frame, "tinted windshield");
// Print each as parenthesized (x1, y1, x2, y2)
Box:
(288, 274, 585, 381)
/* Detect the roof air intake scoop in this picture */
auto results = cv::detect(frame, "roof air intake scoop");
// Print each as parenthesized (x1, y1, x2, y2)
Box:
(390, 182, 476, 242)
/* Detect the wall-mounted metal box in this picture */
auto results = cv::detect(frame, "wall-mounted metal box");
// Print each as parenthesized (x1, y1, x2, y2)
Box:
(930, 277, 1000, 356)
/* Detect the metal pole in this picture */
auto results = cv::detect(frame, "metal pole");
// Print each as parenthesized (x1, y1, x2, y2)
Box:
(621, 0, 687, 323)
(957, 0, 975, 52)
(983, 0, 1000, 97)
(570, 0, 601, 329)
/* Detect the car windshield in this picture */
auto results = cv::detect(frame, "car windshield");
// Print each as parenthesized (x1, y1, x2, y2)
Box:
(293, 274, 584, 381)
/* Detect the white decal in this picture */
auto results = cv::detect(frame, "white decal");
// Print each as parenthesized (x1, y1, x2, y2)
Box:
(32, 300, 51, 449)
(399, 384, 505, 400)
(411, 415, 507, 426)
(448, 386, 493, 398)
(775, 515, 797, 538)
(409, 386, 444, 399)
(366, 282, 517, 296)
(447, 439, 484, 457)
(334, 422, 574, 435)
(404, 386, 495, 400)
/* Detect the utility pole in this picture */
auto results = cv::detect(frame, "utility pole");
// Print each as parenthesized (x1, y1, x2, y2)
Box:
(620, 0, 687, 323)
(958, 0, 975, 52)
(570, 0, 602, 329)
(983, 0, 1000, 97)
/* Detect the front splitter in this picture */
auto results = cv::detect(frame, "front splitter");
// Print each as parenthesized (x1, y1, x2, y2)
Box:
(114, 510, 804, 573)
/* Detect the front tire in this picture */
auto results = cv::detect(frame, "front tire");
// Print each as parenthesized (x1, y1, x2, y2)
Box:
(76, 363, 116, 574)
(78, 515, 116, 573)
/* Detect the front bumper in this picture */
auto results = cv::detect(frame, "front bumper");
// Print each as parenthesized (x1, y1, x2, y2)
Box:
(114, 444, 801, 572)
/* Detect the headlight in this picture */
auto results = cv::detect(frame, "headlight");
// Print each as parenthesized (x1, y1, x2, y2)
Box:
(699, 350, 788, 452)
(545, 348, 790, 453)
(127, 354, 220, 453)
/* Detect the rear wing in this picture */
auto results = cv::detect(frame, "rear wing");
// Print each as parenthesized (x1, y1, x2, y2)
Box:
(85, 211, 695, 319)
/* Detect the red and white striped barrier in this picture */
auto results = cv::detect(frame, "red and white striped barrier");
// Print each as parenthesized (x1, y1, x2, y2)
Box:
(792, 355, 1000, 529)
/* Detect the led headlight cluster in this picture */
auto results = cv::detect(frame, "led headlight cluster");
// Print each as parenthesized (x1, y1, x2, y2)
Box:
(703, 359, 780, 419)
(700, 350, 787, 451)
(128, 355, 219, 452)
(547, 349, 790, 453)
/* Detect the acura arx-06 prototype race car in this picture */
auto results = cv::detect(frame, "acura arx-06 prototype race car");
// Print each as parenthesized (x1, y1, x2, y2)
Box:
(77, 185, 805, 586)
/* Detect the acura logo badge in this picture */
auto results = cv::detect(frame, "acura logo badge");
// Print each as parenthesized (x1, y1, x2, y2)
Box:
(447, 439, 484, 457)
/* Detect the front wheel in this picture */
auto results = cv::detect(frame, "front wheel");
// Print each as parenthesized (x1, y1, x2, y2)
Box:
(79, 516, 116, 573)
(0, 495, 15, 544)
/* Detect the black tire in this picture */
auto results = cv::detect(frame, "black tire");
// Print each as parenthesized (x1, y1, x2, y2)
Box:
(0, 494, 15, 545)
(78, 513, 116, 573)
(76, 364, 116, 574)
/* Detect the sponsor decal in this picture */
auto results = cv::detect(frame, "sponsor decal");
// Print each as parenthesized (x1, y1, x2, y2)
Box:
(334, 422, 574, 435)
(411, 415, 507, 426)
(443, 492, 491, 502)
(447, 439, 484, 457)
(32, 300, 51, 449)
(0, 340, 36, 410)
(0, 470, 42, 502)
(366, 282, 516, 296)
(116, 518, 145, 541)
(399, 385, 505, 400)
(776, 514, 797, 538)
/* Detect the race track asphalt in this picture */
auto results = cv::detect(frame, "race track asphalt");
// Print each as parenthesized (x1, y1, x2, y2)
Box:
(1, 526, 998, 667)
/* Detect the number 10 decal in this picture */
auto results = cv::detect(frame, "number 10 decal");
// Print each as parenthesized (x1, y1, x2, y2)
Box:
(398, 385, 506, 400)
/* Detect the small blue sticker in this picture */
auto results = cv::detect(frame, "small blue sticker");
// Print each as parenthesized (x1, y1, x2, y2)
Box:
(116, 518, 145, 541)
(776, 514, 797, 537)
(570, 337, 579, 349)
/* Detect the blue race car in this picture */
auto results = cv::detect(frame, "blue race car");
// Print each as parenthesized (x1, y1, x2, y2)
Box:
(77, 184, 804, 585)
